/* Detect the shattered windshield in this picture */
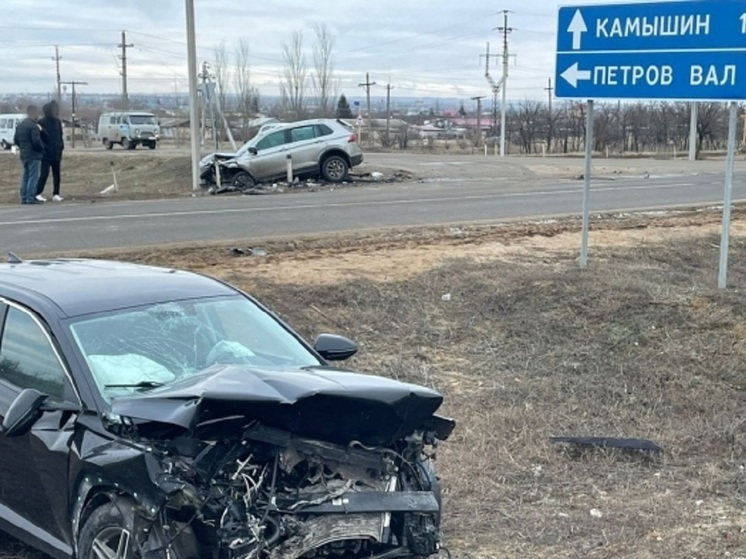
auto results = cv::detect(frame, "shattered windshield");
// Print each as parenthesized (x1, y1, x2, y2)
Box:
(69, 296, 321, 401)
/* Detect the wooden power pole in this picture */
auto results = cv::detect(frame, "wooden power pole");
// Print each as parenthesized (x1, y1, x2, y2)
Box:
(118, 31, 134, 108)
(359, 73, 376, 146)
(60, 80, 87, 148)
(385, 81, 394, 147)
(52, 46, 62, 103)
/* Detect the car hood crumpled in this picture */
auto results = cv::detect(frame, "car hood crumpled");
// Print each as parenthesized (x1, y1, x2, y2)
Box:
(111, 365, 447, 445)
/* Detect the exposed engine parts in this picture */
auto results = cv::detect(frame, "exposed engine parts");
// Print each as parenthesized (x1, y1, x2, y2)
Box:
(118, 420, 452, 559)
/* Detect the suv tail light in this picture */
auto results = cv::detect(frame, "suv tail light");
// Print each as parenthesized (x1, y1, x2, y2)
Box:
(348, 134, 357, 143)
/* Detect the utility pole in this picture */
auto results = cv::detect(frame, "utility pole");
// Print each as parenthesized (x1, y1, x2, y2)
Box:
(471, 96, 485, 147)
(359, 73, 376, 146)
(200, 61, 218, 150)
(497, 10, 513, 157)
(118, 31, 134, 109)
(385, 81, 394, 147)
(480, 42, 502, 131)
(52, 46, 62, 104)
(545, 78, 554, 152)
(60, 80, 87, 149)
(185, 0, 201, 191)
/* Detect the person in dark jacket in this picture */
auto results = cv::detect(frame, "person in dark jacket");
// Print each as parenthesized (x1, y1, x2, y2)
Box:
(13, 105, 45, 205)
(36, 101, 65, 202)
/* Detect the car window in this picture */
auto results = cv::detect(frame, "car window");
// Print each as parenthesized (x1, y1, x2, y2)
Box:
(0, 119, 6, 128)
(316, 124, 334, 136)
(0, 307, 66, 400)
(110, 117, 116, 125)
(256, 130, 287, 151)
(290, 126, 316, 143)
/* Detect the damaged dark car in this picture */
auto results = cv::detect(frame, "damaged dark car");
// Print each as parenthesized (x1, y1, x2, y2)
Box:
(0, 258, 454, 559)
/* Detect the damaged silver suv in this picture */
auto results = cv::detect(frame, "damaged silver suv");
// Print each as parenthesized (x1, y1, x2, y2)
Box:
(200, 119, 364, 189)
(0, 258, 454, 559)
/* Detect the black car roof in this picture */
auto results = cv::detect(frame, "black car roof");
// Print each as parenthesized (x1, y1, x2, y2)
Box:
(0, 259, 236, 317)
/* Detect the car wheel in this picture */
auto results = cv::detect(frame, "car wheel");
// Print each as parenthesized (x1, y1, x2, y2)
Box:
(103, 139, 113, 150)
(148, 142, 156, 150)
(78, 497, 198, 559)
(321, 155, 349, 183)
(232, 171, 256, 190)
(122, 139, 135, 150)
(0, 140, 9, 150)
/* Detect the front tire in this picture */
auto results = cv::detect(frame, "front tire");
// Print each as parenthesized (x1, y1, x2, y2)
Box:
(232, 171, 256, 190)
(78, 497, 198, 559)
(0, 140, 9, 150)
(103, 139, 113, 150)
(122, 139, 135, 150)
(321, 155, 349, 183)
(147, 142, 157, 150)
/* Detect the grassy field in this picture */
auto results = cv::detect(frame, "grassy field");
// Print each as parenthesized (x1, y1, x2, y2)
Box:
(2, 214, 746, 557)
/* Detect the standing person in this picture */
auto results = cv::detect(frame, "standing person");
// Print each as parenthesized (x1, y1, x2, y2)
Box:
(36, 101, 65, 202)
(13, 105, 45, 205)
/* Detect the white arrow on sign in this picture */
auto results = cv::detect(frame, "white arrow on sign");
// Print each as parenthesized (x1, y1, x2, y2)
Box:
(561, 62, 592, 88)
(568, 9, 587, 50)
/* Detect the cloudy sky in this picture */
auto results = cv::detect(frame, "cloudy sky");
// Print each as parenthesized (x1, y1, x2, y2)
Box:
(0, 0, 658, 102)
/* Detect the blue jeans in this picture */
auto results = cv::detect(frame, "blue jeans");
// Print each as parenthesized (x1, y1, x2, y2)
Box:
(21, 159, 41, 203)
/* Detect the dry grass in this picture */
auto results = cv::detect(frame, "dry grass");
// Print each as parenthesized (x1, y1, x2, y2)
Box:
(3, 226, 746, 558)
(0, 152, 193, 204)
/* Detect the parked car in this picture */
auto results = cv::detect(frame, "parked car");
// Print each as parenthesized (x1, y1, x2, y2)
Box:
(200, 119, 364, 189)
(0, 113, 25, 150)
(0, 257, 454, 559)
(98, 112, 160, 150)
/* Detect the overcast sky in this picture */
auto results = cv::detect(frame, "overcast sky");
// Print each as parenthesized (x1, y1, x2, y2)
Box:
(0, 0, 660, 102)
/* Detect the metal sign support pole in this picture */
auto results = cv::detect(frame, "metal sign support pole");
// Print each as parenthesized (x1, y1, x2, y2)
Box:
(580, 99, 594, 268)
(718, 101, 738, 290)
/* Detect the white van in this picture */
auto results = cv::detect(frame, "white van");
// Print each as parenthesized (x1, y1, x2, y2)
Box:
(0, 114, 26, 150)
(98, 112, 160, 150)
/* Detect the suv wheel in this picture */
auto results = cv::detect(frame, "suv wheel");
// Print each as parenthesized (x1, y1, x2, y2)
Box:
(122, 139, 135, 150)
(103, 139, 113, 150)
(321, 155, 349, 183)
(0, 140, 9, 150)
(232, 171, 256, 190)
(79, 496, 198, 559)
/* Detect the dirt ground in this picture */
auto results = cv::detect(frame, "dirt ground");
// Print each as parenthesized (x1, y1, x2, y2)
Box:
(3, 209, 746, 558)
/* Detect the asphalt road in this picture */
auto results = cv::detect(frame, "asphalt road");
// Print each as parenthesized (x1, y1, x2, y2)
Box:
(1, 171, 743, 254)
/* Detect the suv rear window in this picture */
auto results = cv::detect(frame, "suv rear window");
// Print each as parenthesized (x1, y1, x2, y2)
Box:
(315, 124, 334, 136)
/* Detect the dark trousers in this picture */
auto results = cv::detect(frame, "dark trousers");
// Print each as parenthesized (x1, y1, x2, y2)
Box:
(37, 159, 61, 196)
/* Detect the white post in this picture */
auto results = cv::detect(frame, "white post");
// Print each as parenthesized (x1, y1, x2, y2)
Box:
(542, 144, 546, 158)
(185, 0, 200, 191)
(718, 101, 738, 290)
(286, 154, 294, 183)
(688, 102, 698, 161)
(580, 100, 595, 269)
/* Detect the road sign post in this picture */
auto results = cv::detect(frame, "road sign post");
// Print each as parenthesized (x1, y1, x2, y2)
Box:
(580, 100, 595, 269)
(556, 1, 746, 285)
(719, 101, 738, 289)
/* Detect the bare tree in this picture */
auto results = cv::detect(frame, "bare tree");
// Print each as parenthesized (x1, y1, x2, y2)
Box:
(234, 39, 255, 138)
(312, 24, 336, 117)
(281, 31, 307, 118)
(213, 41, 230, 114)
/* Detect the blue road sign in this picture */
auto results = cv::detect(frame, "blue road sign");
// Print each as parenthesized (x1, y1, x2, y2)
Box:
(555, 1, 746, 100)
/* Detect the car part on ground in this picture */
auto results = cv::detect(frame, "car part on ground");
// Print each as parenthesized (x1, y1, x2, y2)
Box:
(200, 119, 364, 190)
(0, 259, 454, 559)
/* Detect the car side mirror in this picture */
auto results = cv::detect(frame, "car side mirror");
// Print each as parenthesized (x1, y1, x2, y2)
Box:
(248, 147, 258, 156)
(1, 388, 48, 438)
(314, 334, 358, 361)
